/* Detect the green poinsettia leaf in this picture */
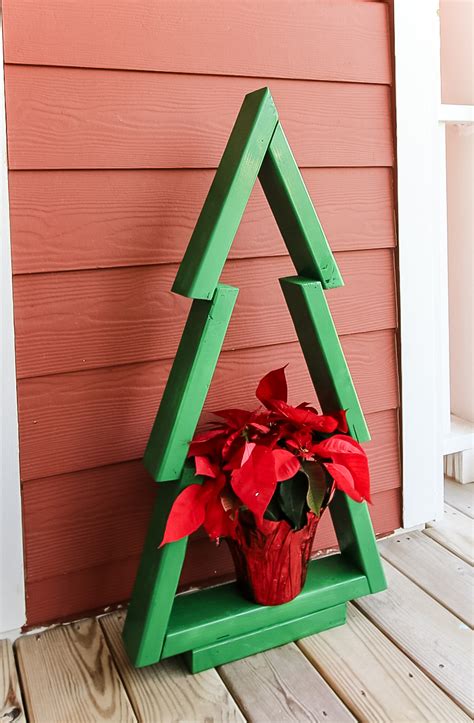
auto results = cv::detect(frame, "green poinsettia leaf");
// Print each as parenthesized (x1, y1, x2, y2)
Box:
(302, 461, 328, 517)
(264, 493, 284, 522)
(278, 471, 308, 530)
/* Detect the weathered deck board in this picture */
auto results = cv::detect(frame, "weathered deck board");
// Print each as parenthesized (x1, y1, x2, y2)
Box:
(15, 618, 137, 723)
(356, 560, 474, 716)
(100, 611, 244, 723)
(444, 479, 474, 518)
(0, 639, 25, 722)
(424, 505, 474, 564)
(218, 642, 355, 723)
(10, 503, 473, 721)
(298, 604, 470, 722)
(379, 531, 473, 627)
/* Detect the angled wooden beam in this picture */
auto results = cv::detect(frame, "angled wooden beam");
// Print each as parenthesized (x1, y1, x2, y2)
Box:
(329, 491, 387, 593)
(144, 284, 238, 482)
(123, 464, 204, 667)
(259, 123, 343, 288)
(172, 87, 278, 299)
(280, 276, 370, 442)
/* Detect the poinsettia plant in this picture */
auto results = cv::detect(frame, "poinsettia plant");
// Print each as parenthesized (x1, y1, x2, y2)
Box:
(161, 366, 371, 546)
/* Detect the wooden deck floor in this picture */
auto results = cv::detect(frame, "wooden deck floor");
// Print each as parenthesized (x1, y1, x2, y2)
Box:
(2, 481, 473, 722)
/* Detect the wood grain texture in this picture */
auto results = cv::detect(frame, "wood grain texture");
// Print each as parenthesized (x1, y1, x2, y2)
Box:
(24, 489, 401, 627)
(379, 531, 473, 627)
(444, 479, 474, 518)
(298, 604, 471, 722)
(424, 505, 474, 565)
(9, 167, 396, 274)
(22, 410, 399, 583)
(356, 560, 474, 717)
(5, 66, 394, 170)
(0, 639, 25, 723)
(2, 0, 391, 84)
(100, 611, 244, 723)
(15, 618, 137, 723)
(13, 249, 396, 378)
(218, 641, 355, 722)
(17, 330, 399, 481)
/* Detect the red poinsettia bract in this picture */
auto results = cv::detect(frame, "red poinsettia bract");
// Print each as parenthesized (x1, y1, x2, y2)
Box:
(160, 366, 370, 546)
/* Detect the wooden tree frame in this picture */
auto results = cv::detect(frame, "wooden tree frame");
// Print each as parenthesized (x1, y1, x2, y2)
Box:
(122, 88, 386, 673)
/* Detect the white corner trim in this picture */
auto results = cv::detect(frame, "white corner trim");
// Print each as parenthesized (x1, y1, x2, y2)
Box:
(393, 1, 445, 527)
(0, 12, 25, 633)
(439, 104, 474, 123)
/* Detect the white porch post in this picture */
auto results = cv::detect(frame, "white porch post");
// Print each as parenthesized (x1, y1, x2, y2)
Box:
(393, 0, 446, 527)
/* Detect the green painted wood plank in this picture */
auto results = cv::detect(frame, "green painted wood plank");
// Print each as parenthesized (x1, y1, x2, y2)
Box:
(161, 555, 369, 659)
(172, 87, 278, 299)
(122, 464, 204, 667)
(259, 123, 343, 288)
(184, 604, 347, 673)
(144, 283, 238, 482)
(330, 491, 387, 594)
(280, 276, 370, 442)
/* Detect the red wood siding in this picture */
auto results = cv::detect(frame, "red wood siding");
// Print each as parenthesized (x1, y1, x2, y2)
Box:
(5, 68, 393, 170)
(2, 0, 391, 83)
(2, 0, 400, 627)
(9, 167, 395, 274)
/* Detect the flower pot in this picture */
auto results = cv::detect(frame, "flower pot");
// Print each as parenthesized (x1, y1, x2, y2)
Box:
(226, 510, 320, 606)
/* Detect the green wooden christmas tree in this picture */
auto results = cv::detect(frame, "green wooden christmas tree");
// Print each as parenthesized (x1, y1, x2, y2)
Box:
(122, 87, 386, 673)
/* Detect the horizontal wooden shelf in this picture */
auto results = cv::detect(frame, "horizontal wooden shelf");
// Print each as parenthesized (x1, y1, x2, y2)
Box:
(161, 555, 369, 659)
(184, 603, 347, 673)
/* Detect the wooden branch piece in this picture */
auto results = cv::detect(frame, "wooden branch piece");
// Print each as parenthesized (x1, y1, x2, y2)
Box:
(260, 123, 343, 287)
(280, 276, 370, 442)
(172, 87, 278, 299)
(144, 283, 238, 482)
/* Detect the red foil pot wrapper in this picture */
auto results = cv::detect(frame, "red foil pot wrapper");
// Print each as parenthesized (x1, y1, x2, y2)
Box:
(226, 511, 320, 606)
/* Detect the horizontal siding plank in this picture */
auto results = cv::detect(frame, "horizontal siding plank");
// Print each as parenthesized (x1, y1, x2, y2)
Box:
(22, 409, 400, 583)
(17, 330, 399, 480)
(9, 167, 396, 274)
(24, 488, 401, 627)
(3, 0, 391, 84)
(5, 66, 394, 170)
(13, 249, 396, 377)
